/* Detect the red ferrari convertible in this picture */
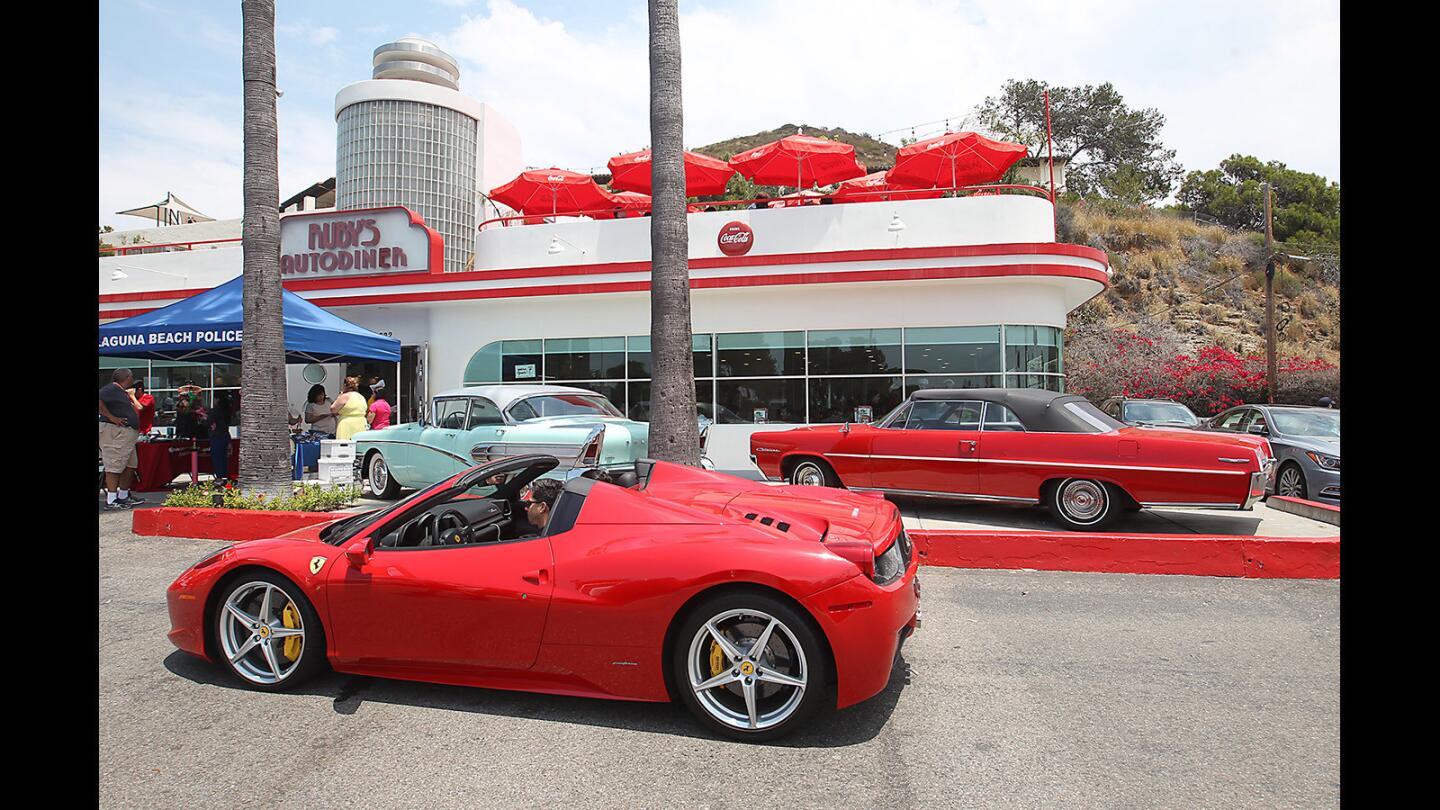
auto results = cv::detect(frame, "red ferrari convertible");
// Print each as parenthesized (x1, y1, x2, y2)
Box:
(166, 455, 920, 741)
(750, 389, 1276, 531)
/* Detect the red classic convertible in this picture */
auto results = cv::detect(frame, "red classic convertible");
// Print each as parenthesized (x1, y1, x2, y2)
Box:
(166, 455, 920, 741)
(750, 389, 1276, 531)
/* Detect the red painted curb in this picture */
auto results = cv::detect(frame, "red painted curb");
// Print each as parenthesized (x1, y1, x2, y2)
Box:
(908, 530, 1339, 580)
(132, 507, 342, 542)
(1266, 495, 1340, 527)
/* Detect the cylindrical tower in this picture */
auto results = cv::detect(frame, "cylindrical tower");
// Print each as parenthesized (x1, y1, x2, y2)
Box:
(335, 38, 480, 273)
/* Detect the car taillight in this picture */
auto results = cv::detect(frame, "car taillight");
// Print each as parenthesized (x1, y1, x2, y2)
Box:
(826, 540, 875, 579)
(579, 428, 604, 467)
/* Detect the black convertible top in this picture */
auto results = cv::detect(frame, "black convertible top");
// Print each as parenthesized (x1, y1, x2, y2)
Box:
(905, 388, 1123, 433)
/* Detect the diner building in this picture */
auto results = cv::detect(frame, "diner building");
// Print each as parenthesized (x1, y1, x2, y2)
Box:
(98, 39, 1110, 432)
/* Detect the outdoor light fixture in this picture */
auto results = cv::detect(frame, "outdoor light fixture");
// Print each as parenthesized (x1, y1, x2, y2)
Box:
(887, 213, 907, 233)
(547, 235, 587, 256)
(109, 266, 187, 283)
(110, 269, 129, 281)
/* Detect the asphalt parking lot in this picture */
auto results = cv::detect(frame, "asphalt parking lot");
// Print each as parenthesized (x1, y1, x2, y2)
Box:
(100, 511, 1337, 808)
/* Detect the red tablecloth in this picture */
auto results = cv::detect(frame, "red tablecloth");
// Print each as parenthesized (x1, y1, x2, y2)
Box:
(133, 439, 241, 491)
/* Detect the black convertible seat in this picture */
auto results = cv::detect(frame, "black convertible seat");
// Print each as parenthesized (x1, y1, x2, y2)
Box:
(544, 476, 595, 537)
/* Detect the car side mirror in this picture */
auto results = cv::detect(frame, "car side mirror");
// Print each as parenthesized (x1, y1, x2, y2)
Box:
(840, 421, 850, 435)
(344, 536, 374, 566)
(1247, 424, 1268, 436)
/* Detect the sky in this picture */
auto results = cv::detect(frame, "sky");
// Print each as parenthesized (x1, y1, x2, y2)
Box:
(98, 0, 1339, 230)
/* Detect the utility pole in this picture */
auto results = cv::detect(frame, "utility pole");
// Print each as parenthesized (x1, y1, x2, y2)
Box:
(1263, 181, 1276, 404)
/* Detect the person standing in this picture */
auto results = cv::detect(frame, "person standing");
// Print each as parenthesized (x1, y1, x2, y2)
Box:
(98, 368, 145, 509)
(130, 379, 156, 435)
(331, 376, 369, 440)
(207, 392, 236, 483)
(304, 384, 337, 437)
(365, 384, 393, 431)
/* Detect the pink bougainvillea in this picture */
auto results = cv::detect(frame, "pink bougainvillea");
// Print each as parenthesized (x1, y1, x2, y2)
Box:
(1067, 329, 1338, 415)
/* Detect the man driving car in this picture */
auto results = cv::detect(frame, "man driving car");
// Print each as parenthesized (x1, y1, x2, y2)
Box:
(518, 479, 564, 538)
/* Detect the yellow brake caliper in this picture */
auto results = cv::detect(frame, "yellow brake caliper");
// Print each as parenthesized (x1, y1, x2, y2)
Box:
(709, 638, 725, 678)
(281, 602, 302, 661)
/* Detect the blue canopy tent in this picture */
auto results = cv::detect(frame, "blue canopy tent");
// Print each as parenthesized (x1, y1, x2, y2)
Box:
(98, 276, 400, 363)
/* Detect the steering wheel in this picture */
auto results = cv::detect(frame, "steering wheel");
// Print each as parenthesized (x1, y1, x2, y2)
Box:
(436, 510, 470, 545)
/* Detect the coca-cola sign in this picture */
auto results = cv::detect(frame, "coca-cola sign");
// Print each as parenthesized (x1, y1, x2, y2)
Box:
(717, 221, 754, 256)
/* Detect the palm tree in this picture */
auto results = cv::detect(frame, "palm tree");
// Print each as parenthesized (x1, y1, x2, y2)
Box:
(645, 0, 700, 465)
(238, 0, 291, 496)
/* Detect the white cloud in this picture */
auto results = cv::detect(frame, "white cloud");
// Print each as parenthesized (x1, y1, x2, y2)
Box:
(278, 23, 340, 47)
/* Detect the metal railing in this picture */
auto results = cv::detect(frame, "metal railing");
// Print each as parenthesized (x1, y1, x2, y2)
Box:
(99, 238, 242, 257)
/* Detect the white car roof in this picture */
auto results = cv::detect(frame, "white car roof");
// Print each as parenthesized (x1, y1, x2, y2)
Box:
(432, 384, 602, 411)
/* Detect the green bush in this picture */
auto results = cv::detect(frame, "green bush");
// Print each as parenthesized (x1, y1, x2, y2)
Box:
(163, 481, 361, 512)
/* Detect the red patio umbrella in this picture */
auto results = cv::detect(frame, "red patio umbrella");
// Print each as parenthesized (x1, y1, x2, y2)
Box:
(887, 131, 1029, 191)
(833, 170, 945, 203)
(597, 190, 652, 219)
(607, 149, 735, 197)
(488, 168, 615, 216)
(727, 133, 867, 193)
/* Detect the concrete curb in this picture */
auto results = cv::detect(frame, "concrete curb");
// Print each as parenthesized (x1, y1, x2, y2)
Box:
(908, 530, 1339, 580)
(1265, 495, 1340, 527)
(132, 508, 340, 542)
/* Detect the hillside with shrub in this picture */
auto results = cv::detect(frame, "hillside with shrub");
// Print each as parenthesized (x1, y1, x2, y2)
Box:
(1058, 200, 1339, 414)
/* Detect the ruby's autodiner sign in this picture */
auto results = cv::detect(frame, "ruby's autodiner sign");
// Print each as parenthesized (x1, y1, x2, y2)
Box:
(280, 206, 443, 278)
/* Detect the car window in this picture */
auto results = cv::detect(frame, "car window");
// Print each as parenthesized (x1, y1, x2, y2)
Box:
(1269, 409, 1339, 438)
(1215, 409, 1249, 431)
(433, 399, 468, 430)
(1125, 401, 1200, 426)
(506, 394, 622, 421)
(982, 403, 1026, 432)
(1248, 411, 1268, 431)
(467, 397, 503, 427)
(903, 400, 982, 431)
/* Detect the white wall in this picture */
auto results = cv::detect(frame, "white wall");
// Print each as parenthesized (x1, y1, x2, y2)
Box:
(474, 193, 1057, 270)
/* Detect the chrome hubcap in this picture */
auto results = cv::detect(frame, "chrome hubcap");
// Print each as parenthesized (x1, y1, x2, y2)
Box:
(371, 456, 388, 492)
(1060, 479, 1106, 522)
(218, 582, 305, 685)
(1279, 468, 1303, 497)
(794, 464, 823, 486)
(688, 609, 807, 731)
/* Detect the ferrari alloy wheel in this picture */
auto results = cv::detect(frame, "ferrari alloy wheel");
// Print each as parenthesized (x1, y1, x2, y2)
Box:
(1049, 478, 1118, 531)
(367, 452, 400, 499)
(674, 591, 828, 741)
(1277, 463, 1307, 499)
(214, 572, 325, 691)
(789, 459, 839, 488)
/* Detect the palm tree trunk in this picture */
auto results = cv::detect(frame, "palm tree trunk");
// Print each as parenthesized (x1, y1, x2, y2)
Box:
(645, 0, 699, 465)
(238, 0, 291, 496)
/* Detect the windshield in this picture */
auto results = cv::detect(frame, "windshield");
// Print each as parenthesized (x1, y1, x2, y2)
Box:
(1269, 408, 1339, 439)
(1126, 402, 1199, 425)
(507, 394, 623, 421)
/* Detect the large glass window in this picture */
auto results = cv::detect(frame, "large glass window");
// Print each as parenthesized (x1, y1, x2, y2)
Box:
(904, 326, 1001, 374)
(904, 375, 1004, 396)
(808, 376, 904, 423)
(544, 337, 625, 381)
(500, 340, 543, 382)
(454, 323, 1064, 426)
(1005, 325, 1062, 374)
(626, 380, 715, 423)
(903, 400, 983, 430)
(717, 331, 805, 377)
(626, 335, 713, 379)
(717, 378, 805, 423)
(808, 329, 902, 375)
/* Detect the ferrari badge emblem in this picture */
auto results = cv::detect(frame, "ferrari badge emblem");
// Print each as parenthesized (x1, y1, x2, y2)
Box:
(309, 556, 327, 575)
(740, 661, 756, 676)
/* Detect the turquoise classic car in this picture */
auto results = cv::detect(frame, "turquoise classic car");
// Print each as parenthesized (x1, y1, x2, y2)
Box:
(354, 384, 650, 499)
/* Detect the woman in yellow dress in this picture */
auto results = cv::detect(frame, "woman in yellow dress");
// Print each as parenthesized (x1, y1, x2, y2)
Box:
(331, 376, 370, 440)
